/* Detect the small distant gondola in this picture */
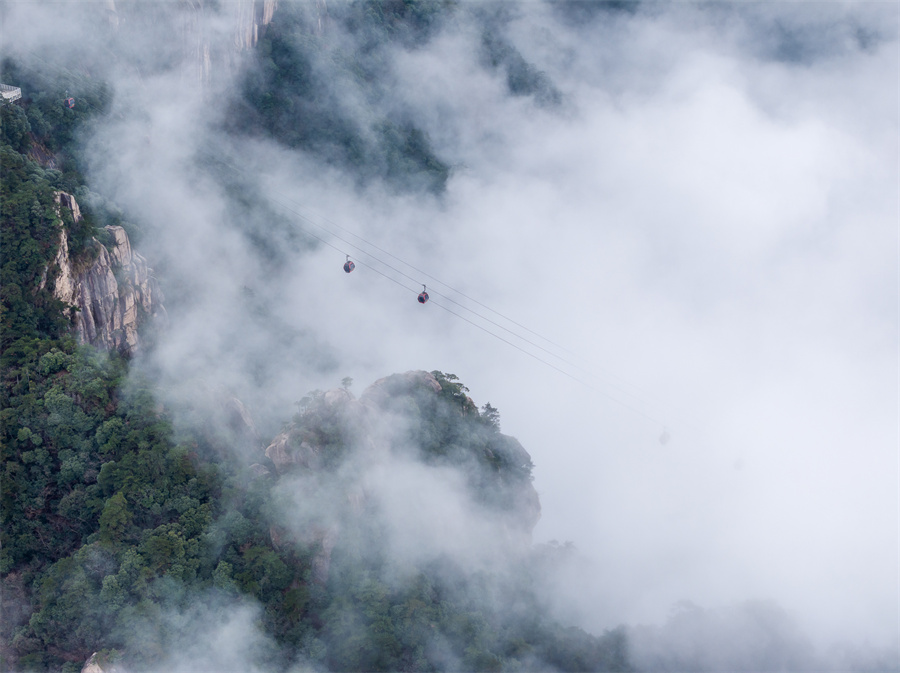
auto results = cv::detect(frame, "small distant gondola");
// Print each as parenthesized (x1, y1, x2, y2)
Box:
(343, 255, 355, 273)
(65, 97, 75, 109)
(417, 285, 429, 304)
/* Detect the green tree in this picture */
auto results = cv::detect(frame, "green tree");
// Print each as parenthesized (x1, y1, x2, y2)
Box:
(98, 492, 132, 542)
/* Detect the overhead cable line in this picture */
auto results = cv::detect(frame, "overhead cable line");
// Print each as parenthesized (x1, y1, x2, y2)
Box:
(262, 189, 670, 427)
(207, 155, 684, 428)
(207, 155, 647, 391)
(206, 155, 575, 356)
(6, 48, 675, 431)
(266, 190, 583, 357)
(265, 194, 598, 371)
(427, 297, 666, 426)
(265, 197, 665, 424)
(269, 192, 702, 431)
(262, 189, 668, 411)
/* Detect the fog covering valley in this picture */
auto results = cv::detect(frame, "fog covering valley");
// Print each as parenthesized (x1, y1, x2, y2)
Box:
(0, 1, 897, 671)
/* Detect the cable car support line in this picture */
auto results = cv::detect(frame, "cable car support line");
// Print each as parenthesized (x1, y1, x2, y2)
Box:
(206, 155, 683, 434)
(208, 154, 617, 381)
(256, 180, 669, 407)
(427, 298, 665, 426)
(266, 189, 584, 357)
(267, 194, 631, 387)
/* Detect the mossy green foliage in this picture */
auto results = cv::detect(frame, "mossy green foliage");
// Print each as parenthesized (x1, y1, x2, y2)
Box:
(0, 144, 70, 354)
(0, 57, 129, 372)
(2, 350, 629, 671)
(1, 56, 112, 187)
(403, 370, 536, 510)
(1, 88, 225, 671)
(249, 372, 629, 672)
(0, 161, 615, 669)
(345, 0, 458, 48)
(0, 337, 221, 669)
(313, 544, 630, 672)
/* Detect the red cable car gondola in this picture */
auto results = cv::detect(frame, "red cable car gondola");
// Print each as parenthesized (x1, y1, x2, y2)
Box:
(65, 97, 75, 109)
(343, 255, 355, 273)
(417, 285, 429, 304)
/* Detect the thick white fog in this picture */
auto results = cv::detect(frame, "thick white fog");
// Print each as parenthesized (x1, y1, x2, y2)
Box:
(4, 0, 898, 663)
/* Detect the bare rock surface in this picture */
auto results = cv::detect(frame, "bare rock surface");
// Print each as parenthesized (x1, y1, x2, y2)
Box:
(49, 192, 166, 354)
(81, 652, 122, 673)
(234, 0, 279, 51)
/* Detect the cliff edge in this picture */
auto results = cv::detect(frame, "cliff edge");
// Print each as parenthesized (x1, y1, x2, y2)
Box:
(262, 370, 542, 581)
(48, 192, 166, 354)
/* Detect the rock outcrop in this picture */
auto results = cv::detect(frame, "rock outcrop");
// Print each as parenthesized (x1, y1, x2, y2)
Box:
(49, 192, 166, 354)
(234, 0, 279, 51)
(81, 652, 122, 673)
(262, 371, 542, 582)
(190, 0, 280, 83)
(361, 370, 443, 407)
(265, 386, 356, 474)
(101, 1, 280, 84)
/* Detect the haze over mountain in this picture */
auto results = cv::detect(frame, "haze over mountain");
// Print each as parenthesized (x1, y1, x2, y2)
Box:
(1, 1, 897, 672)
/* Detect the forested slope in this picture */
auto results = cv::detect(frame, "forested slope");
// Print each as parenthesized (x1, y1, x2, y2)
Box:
(0, 63, 629, 671)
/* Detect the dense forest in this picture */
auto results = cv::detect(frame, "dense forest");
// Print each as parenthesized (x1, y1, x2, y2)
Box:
(0, 14, 630, 667)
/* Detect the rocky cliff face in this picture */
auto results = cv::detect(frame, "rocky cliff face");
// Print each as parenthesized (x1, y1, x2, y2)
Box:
(234, 0, 279, 51)
(49, 192, 166, 354)
(185, 0, 281, 84)
(105, 0, 282, 84)
(81, 651, 122, 673)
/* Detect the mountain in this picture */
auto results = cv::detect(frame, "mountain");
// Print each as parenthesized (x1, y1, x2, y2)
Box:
(0, 105, 626, 668)
(46, 192, 165, 355)
(5, 2, 885, 672)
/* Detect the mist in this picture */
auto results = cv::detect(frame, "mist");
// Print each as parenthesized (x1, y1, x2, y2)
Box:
(3, 0, 897, 669)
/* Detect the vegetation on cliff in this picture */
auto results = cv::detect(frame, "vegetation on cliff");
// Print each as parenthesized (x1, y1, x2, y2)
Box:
(1, 100, 626, 670)
(1, 344, 628, 672)
(4, 3, 894, 671)
(0, 5, 628, 670)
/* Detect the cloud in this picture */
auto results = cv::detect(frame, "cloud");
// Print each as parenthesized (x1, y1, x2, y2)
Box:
(112, 594, 313, 673)
(4, 0, 897, 664)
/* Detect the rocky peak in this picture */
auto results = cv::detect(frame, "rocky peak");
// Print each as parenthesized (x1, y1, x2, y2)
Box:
(81, 652, 122, 673)
(262, 371, 542, 581)
(360, 370, 443, 407)
(48, 192, 166, 354)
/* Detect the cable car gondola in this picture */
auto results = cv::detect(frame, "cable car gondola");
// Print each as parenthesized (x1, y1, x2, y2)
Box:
(343, 255, 355, 273)
(65, 97, 75, 109)
(417, 285, 429, 304)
